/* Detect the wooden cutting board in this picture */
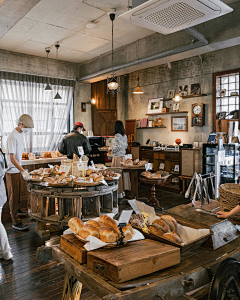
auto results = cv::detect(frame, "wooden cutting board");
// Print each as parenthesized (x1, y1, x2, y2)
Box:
(60, 234, 87, 264)
(87, 239, 180, 283)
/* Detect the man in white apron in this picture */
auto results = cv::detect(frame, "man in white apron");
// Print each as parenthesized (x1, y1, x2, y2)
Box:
(0, 148, 12, 260)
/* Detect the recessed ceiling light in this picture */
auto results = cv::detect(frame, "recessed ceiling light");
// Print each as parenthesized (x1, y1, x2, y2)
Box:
(86, 22, 97, 29)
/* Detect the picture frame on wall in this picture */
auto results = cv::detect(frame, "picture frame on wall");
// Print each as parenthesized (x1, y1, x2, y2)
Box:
(136, 119, 141, 128)
(190, 83, 201, 95)
(171, 116, 188, 131)
(81, 102, 87, 112)
(147, 98, 164, 114)
(178, 85, 188, 97)
(167, 89, 175, 99)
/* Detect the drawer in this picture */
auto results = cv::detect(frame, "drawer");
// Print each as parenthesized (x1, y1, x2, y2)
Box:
(154, 153, 160, 159)
(165, 152, 180, 161)
(159, 153, 165, 160)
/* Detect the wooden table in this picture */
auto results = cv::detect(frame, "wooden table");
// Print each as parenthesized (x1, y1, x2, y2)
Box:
(179, 175, 192, 195)
(122, 166, 145, 199)
(52, 230, 240, 299)
(139, 177, 165, 211)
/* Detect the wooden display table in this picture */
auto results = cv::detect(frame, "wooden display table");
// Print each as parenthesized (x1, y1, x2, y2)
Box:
(122, 166, 145, 199)
(179, 175, 192, 194)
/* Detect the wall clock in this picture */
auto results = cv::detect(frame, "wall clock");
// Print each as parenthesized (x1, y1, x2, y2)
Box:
(192, 103, 205, 126)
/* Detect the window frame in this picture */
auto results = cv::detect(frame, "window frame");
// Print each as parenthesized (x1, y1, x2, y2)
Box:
(212, 68, 240, 131)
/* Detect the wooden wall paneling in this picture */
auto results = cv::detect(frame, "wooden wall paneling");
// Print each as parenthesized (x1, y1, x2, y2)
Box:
(125, 119, 137, 153)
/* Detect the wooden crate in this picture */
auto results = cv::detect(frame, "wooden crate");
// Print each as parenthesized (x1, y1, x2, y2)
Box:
(132, 216, 211, 255)
(87, 239, 180, 283)
(60, 234, 87, 264)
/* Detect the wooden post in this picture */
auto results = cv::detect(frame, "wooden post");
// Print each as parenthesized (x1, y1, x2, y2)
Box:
(61, 272, 82, 300)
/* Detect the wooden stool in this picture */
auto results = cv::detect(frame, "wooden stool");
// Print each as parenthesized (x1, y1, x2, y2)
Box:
(179, 175, 192, 195)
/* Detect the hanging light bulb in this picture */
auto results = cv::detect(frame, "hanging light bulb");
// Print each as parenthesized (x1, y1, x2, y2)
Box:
(133, 73, 144, 94)
(54, 43, 62, 100)
(91, 98, 96, 104)
(107, 10, 119, 93)
(44, 48, 52, 92)
(172, 93, 182, 102)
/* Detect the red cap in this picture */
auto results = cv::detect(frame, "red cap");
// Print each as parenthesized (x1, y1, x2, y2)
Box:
(74, 122, 86, 131)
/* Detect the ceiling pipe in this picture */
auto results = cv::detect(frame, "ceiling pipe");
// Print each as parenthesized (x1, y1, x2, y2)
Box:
(78, 28, 208, 82)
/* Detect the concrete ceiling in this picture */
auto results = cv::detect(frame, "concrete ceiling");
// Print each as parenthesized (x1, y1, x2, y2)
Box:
(0, 0, 154, 63)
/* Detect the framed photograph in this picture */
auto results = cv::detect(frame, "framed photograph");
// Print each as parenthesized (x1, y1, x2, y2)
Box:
(152, 141, 157, 146)
(171, 116, 188, 131)
(148, 120, 153, 127)
(159, 163, 165, 170)
(190, 83, 201, 95)
(147, 98, 163, 114)
(167, 89, 175, 99)
(81, 102, 86, 112)
(178, 85, 188, 97)
(173, 103, 180, 112)
(174, 165, 179, 172)
(136, 119, 141, 128)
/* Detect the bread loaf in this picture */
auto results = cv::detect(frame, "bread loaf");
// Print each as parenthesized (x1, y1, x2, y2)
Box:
(161, 215, 177, 232)
(99, 228, 118, 243)
(78, 225, 99, 240)
(163, 232, 183, 244)
(152, 218, 170, 233)
(94, 175, 104, 182)
(68, 217, 84, 234)
(123, 223, 134, 235)
(98, 215, 117, 227)
(122, 226, 133, 241)
(149, 225, 164, 237)
(85, 220, 102, 230)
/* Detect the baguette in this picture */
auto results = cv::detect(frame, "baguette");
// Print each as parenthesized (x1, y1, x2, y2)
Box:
(68, 217, 84, 234)
(152, 218, 170, 233)
(78, 225, 99, 239)
(161, 215, 177, 232)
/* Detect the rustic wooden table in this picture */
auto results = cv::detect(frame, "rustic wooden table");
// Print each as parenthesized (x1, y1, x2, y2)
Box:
(122, 166, 145, 199)
(51, 204, 240, 300)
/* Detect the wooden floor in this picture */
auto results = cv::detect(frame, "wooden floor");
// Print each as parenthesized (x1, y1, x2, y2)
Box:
(0, 185, 188, 300)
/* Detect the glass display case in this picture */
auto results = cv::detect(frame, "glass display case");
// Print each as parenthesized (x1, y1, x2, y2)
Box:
(202, 143, 239, 184)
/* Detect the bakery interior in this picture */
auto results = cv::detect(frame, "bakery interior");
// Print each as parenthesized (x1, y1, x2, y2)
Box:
(1, 0, 240, 299)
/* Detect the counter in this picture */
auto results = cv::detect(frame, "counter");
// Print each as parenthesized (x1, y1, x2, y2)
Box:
(22, 156, 66, 166)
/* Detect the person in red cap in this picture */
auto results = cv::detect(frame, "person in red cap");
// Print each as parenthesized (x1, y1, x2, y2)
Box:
(59, 122, 92, 159)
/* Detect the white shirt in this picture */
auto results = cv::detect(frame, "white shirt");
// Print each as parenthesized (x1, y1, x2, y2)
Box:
(6, 129, 23, 174)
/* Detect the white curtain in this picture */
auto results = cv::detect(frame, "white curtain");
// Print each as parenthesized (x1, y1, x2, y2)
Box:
(0, 72, 74, 153)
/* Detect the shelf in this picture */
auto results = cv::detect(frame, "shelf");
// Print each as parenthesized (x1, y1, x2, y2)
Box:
(169, 171, 179, 175)
(163, 94, 207, 101)
(146, 111, 188, 116)
(137, 126, 166, 129)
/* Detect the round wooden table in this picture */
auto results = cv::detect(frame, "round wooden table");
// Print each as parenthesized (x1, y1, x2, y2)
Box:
(139, 177, 165, 212)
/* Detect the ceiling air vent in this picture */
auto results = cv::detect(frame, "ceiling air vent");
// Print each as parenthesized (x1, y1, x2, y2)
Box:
(119, 0, 233, 35)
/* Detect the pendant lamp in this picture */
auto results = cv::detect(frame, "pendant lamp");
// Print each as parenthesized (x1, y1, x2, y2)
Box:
(133, 74, 144, 94)
(107, 11, 119, 94)
(44, 48, 52, 91)
(54, 43, 62, 100)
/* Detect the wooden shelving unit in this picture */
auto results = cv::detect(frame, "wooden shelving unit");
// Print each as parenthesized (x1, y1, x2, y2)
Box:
(137, 126, 166, 129)
(163, 94, 207, 101)
(146, 111, 188, 116)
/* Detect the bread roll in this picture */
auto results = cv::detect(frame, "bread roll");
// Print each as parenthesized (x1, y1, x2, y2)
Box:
(79, 225, 99, 239)
(123, 223, 134, 235)
(100, 222, 121, 238)
(149, 225, 164, 237)
(68, 217, 84, 234)
(86, 177, 93, 182)
(99, 228, 118, 243)
(86, 169, 93, 176)
(86, 220, 102, 230)
(122, 226, 133, 241)
(163, 232, 183, 244)
(161, 215, 177, 232)
(98, 215, 117, 227)
(152, 218, 170, 233)
(94, 175, 104, 182)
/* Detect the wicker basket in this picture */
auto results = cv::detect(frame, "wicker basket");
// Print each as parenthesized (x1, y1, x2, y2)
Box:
(219, 183, 240, 220)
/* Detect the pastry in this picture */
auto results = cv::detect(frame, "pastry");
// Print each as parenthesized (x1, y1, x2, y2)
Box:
(85, 220, 102, 230)
(86, 177, 93, 183)
(94, 175, 104, 182)
(99, 228, 118, 243)
(149, 225, 164, 237)
(152, 218, 170, 233)
(68, 217, 84, 234)
(163, 232, 183, 244)
(161, 215, 177, 232)
(78, 225, 99, 239)
(86, 169, 93, 176)
(133, 159, 139, 165)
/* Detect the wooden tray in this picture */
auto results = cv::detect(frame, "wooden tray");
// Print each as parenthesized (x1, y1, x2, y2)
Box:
(60, 234, 87, 264)
(87, 239, 180, 283)
(132, 216, 211, 255)
(73, 180, 101, 186)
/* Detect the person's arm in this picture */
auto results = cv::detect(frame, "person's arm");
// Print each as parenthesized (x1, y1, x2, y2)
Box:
(83, 139, 92, 154)
(10, 153, 25, 173)
(59, 138, 67, 155)
(111, 136, 120, 153)
(217, 204, 240, 218)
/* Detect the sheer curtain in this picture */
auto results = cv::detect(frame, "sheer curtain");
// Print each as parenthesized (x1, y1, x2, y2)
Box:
(0, 72, 74, 153)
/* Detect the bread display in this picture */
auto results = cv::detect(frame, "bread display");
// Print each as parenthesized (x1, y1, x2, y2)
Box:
(161, 215, 177, 232)
(79, 225, 99, 239)
(85, 220, 102, 230)
(99, 228, 118, 243)
(68, 217, 84, 234)
(163, 232, 183, 244)
(152, 219, 170, 233)
(141, 170, 170, 179)
(98, 215, 118, 227)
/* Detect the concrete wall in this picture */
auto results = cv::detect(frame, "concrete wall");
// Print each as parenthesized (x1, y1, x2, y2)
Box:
(124, 44, 240, 145)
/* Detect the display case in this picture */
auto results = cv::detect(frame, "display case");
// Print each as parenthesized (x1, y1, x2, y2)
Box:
(202, 143, 239, 184)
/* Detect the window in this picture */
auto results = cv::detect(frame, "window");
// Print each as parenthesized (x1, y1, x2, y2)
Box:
(213, 69, 240, 131)
(0, 73, 74, 153)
